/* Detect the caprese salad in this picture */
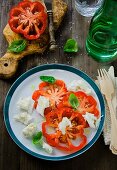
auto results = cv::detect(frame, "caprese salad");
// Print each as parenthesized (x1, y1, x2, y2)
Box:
(14, 75, 100, 154)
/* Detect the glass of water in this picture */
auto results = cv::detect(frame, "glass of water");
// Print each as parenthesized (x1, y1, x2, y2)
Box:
(75, 0, 104, 17)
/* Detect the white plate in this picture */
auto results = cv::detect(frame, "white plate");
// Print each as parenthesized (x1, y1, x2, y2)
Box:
(4, 64, 105, 161)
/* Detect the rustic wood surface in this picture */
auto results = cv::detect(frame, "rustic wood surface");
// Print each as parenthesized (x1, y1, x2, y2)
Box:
(0, 0, 117, 170)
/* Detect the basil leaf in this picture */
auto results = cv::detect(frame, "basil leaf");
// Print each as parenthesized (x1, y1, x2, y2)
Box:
(8, 39, 27, 53)
(69, 93, 79, 109)
(64, 39, 78, 53)
(40, 76, 56, 84)
(32, 131, 43, 146)
(32, 132, 53, 154)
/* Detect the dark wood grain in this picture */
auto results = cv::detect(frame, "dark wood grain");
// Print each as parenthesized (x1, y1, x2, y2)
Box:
(0, 0, 117, 170)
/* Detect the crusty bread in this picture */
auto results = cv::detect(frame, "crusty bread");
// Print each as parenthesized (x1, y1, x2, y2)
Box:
(52, 0, 68, 29)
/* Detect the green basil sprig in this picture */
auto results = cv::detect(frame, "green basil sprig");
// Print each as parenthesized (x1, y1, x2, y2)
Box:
(69, 93, 79, 109)
(8, 39, 27, 53)
(40, 76, 56, 84)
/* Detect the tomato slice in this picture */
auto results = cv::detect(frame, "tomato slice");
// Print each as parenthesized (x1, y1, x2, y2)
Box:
(45, 108, 60, 127)
(32, 90, 41, 101)
(42, 107, 87, 152)
(57, 91, 99, 117)
(57, 92, 72, 109)
(38, 80, 67, 106)
(57, 91, 87, 109)
(32, 89, 41, 109)
(55, 134, 87, 152)
(8, 1, 47, 40)
(67, 135, 87, 152)
(76, 91, 98, 116)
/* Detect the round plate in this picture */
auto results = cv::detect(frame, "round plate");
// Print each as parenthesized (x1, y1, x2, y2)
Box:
(4, 64, 105, 161)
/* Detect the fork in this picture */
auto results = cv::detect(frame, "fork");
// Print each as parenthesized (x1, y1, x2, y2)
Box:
(98, 68, 117, 154)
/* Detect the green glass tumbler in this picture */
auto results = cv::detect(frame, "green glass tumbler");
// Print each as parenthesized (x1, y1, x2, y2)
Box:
(86, 0, 117, 62)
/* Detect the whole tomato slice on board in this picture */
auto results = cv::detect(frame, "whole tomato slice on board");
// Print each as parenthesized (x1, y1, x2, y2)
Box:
(8, 0, 47, 40)
(32, 79, 67, 107)
(42, 107, 87, 152)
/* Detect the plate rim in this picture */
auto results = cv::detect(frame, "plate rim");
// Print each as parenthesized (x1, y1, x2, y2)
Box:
(3, 63, 105, 161)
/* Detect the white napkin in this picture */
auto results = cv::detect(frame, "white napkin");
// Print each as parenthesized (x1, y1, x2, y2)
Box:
(96, 66, 117, 146)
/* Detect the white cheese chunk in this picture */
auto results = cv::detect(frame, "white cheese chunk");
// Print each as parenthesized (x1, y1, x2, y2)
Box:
(83, 112, 100, 129)
(58, 117, 72, 135)
(17, 97, 34, 114)
(67, 80, 92, 94)
(22, 123, 37, 138)
(36, 96, 49, 117)
(14, 112, 32, 125)
(42, 142, 53, 154)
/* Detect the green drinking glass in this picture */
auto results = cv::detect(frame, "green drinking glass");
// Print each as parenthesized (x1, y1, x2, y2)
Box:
(86, 0, 117, 63)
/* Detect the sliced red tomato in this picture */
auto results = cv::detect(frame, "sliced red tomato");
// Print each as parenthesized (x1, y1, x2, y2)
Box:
(55, 134, 87, 152)
(57, 92, 72, 108)
(76, 91, 99, 116)
(32, 79, 67, 109)
(57, 91, 99, 117)
(38, 80, 67, 106)
(57, 91, 87, 109)
(8, 1, 47, 40)
(32, 90, 41, 101)
(42, 107, 87, 152)
(44, 106, 53, 116)
(45, 108, 60, 127)
(32, 90, 41, 109)
(93, 108, 100, 117)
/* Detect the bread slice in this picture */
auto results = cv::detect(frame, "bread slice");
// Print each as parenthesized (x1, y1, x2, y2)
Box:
(52, 0, 68, 29)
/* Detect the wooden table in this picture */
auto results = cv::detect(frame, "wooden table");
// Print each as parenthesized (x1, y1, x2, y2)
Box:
(0, 0, 117, 170)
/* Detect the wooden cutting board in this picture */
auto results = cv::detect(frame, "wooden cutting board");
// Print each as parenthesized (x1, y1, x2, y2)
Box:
(0, 0, 67, 79)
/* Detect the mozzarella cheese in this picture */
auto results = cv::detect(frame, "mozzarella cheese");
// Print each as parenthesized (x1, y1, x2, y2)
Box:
(17, 97, 34, 114)
(67, 80, 92, 94)
(83, 112, 100, 129)
(58, 117, 72, 135)
(42, 142, 53, 154)
(14, 112, 32, 125)
(22, 123, 37, 138)
(36, 96, 49, 117)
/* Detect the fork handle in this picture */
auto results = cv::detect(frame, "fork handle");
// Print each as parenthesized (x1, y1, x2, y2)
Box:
(106, 98, 117, 154)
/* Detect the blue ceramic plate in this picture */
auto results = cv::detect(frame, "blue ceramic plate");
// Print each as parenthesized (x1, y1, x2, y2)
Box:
(4, 64, 105, 161)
